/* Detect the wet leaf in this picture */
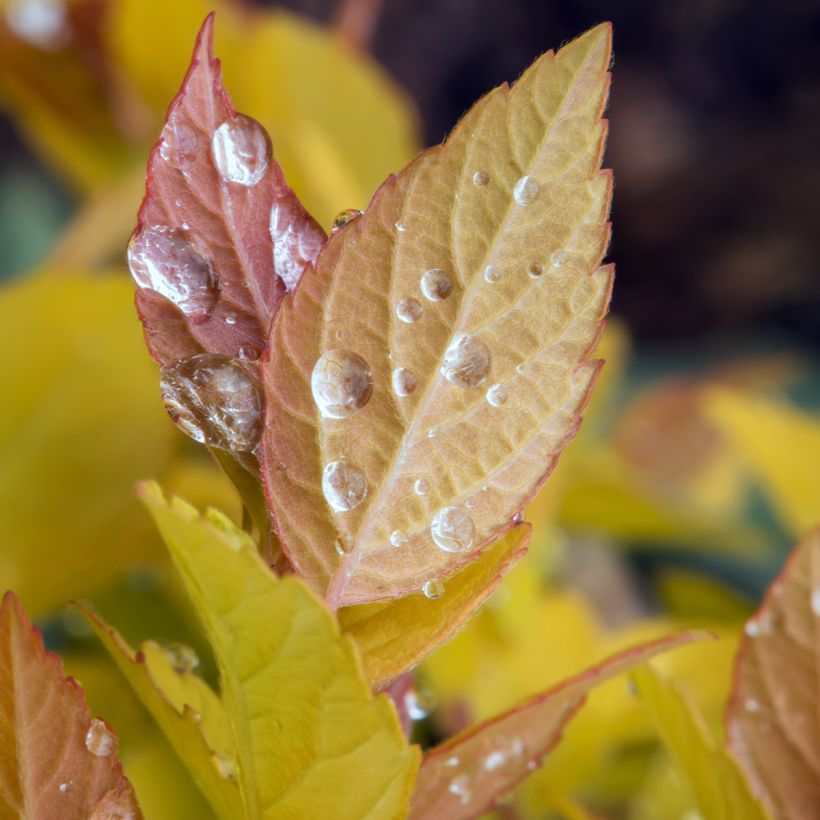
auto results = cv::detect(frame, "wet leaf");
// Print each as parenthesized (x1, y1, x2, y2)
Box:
(632, 666, 770, 820)
(408, 630, 708, 820)
(262, 24, 613, 606)
(340, 524, 530, 688)
(139, 482, 420, 819)
(131, 13, 325, 366)
(726, 528, 820, 819)
(0, 592, 142, 818)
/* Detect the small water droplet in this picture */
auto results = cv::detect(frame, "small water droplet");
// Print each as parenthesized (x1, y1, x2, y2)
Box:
(211, 752, 238, 780)
(395, 220, 407, 232)
(512, 511, 524, 525)
(445, 756, 460, 767)
(322, 460, 368, 512)
(225, 311, 237, 325)
(526, 759, 539, 771)
(162, 642, 199, 675)
(472, 170, 489, 187)
(483, 750, 506, 771)
(513, 175, 540, 205)
(311, 349, 373, 419)
(811, 587, 820, 616)
(528, 261, 544, 278)
(238, 345, 259, 361)
(160, 354, 263, 452)
(159, 116, 199, 167)
(392, 367, 417, 398)
(331, 208, 362, 232)
(486, 383, 508, 407)
(59, 782, 71, 794)
(413, 478, 429, 496)
(128, 225, 219, 321)
(5, 0, 67, 49)
(211, 114, 270, 186)
(511, 737, 524, 757)
(423, 579, 444, 599)
(389, 530, 407, 548)
(420, 268, 453, 301)
(334, 537, 348, 556)
(550, 249, 568, 267)
(85, 719, 117, 757)
(745, 698, 761, 713)
(483, 264, 501, 284)
(515, 363, 526, 375)
(396, 297, 424, 324)
(405, 688, 437, 720)
(431, 506, 475, 553)
(465, 499, 475, 510)
(441, 334, 491, 388)
(481, 484, 490, 493)
(448, 774, 471, 805)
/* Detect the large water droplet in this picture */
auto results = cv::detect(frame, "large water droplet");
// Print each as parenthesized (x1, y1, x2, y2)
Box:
(441, 334, 491, 388)
(483, 264, 501, 284)
(396, 297, 424, 324)
(128, 226, 219, 321)
(322, 460, 368, 512)
(513, 175, 540, 205)
(332, 208, 362, 232)
(423, 579, 444, 599)
(211, 115, 270, 186)
(486, 383, 508, 407)
(85, 719, 117, 757)
(420, 268, 453, 301)
(311, 349, 373, 419)
(431, 506, 475, 553)
(160, 354, 263, 453)
(405, 688, 437, 720)
(472, 170, 489, 187)
(413, 478, 429, 496)
(392, 367, 417, 397)
(162, 642, 199, 675)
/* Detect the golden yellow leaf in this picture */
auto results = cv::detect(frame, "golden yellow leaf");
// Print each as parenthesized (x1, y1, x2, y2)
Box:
(140, 483, 420, 819)
(340, 524, 530, 688)
(632, 665, 771, 820)
(262, 24, 613, 607)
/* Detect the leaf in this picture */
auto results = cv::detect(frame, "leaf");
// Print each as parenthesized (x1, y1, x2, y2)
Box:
(131, 13, 325, 366)
(0, 272, 174, 618)
(81, 607, 241, 820)
(139, 482, 420, 820)
(632, 666, 770, 820)
(262, 23, 614, 607)
(726, 528, 820, 819)
(0, 592, 142, 818)
(408, 629, 708, 820)
(340, 523, 530, 688)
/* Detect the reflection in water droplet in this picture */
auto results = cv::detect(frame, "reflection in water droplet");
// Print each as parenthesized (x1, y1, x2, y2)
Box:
(472, 170, 489, 187)
(161, 354, 263, 453)
(322, 460, 368, 512)
(85, 719, 117, 757)
(162, 642, 199, 675)
(528, 261, 544, 278)
(441, 334, 491, 388)
(311, 349, 373, 419)
(448, 774, 471, 805)
(211, 115, 270, 186)
(128, 225, 219, 320)
(413, 478, 429, 496)
(483, 265, 501, 284)
(551, 250, 568, 267)
(420, 268, 453, 301)
(332, 208, 362, 232)
(513, 175, 540, 205)
(159, 117, 199, 167)
(486, 383, 508, 407)
(405, 688, 437, 720)
(392, 367, 417, 397)
(389, 530, 407, 548)
(396, 297, 424, 324)
(423, 579, 444, 599)
(431, 506, 475, 553)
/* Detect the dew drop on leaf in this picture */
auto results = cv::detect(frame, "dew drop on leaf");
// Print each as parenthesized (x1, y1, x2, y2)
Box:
(160, 354, 263, 453)
(513, 175, 540, 205)
(162, 642, 199, 675)
(392, 367, 417, 397)
(483, 264, 501, 284)
(441, 334, 491, 388)
(211, 752, 238, 780)
(405, 687, 437, 720)
(420, 268, 453, 301)
(448, 774, 471, 805)
(528, 261, 544, 278)
(395, 220, 407, 232)
(311, 349, 373, 419)
(159, 116, 200, 167)
(331, 208, 362, 232)
(472, 170, 489, 186)
(389, 530, 407, 548)
(396, 297, 424, 324)
(211, 114, 270, 186)
(745, 697, 761, 713)
(486, 383, 508, 407)
(127, 225, 219, 321)
(225, 312, 237, 325)
(85, 719, 117, 757)
(322, 460, 368, 512)
(413, 478, 429, 496)
(59, 782, 71, 794)
(550, 249, 568, 267)
(431, 506, 475, 553)
(422, 579, 445, 599)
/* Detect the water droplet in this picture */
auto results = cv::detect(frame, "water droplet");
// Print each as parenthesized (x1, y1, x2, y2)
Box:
(481, 484, 490, 493)
(392, 367, 417, 397)
(225, 311, 237, 325)
(396, 297, 424, 324)
(811, 587, 820, 616)
(420, 268, 453, 301)
(334, 537, 348, 556)
(483, 264, 501, 284)
(322, 460, 368, 512)
(441, 334, 491, 388)
(311, 349, 373, 419)
(423, 579, 444, 599)
(85, 719, 117, 757)
(389, 530, 407, 548)
(162, 642, 199, 675)
(59, 782, 71, 794)
(512, 511, 524, 525)
(395, 220, 407, 232)
(431, 506, 475, 553)
(511, 737, 524, 757)
(159, 116, 199, 167)
(160, 355, 263, 452)
(413, 478, 429, 496)
(472, 170, 489, 187)
(211, 753, 238, 780)
(526, 758, 539, 772)
(486, 383, 508, 407)
(331, 208, 362, 232)
(513, 175, 540, 205)
(550, 249, 568, 267)
(528, 261, 544, 278)
(448, 774, 471, 805)
(128, 226, 219, 321)
(483, 750, 506, 771)
(745, 698, 761, 713)
(426, 427, 439, 439)
(405, 688, 437, 720)
(515, 363, 526, 375)
(5, 0, 67, 49)
(238, 345, 259, 361)
(211, 114, 270, 186)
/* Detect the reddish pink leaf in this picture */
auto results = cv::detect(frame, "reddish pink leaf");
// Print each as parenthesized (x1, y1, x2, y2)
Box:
(726, 528, 820, 819)
(129, 13, 325, 367)
(0, 592, 141, 819)
(409, 630, 710, 820)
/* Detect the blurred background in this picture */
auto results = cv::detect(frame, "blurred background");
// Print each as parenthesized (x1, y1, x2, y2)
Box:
(1, 0, 818, 817)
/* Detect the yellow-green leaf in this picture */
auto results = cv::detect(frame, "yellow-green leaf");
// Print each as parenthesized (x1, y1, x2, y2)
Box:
(632, 665, 770, 820)
(340, 523, 530, 688)
(139, 482, 420, 819)
(262, 24, 613, 607)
